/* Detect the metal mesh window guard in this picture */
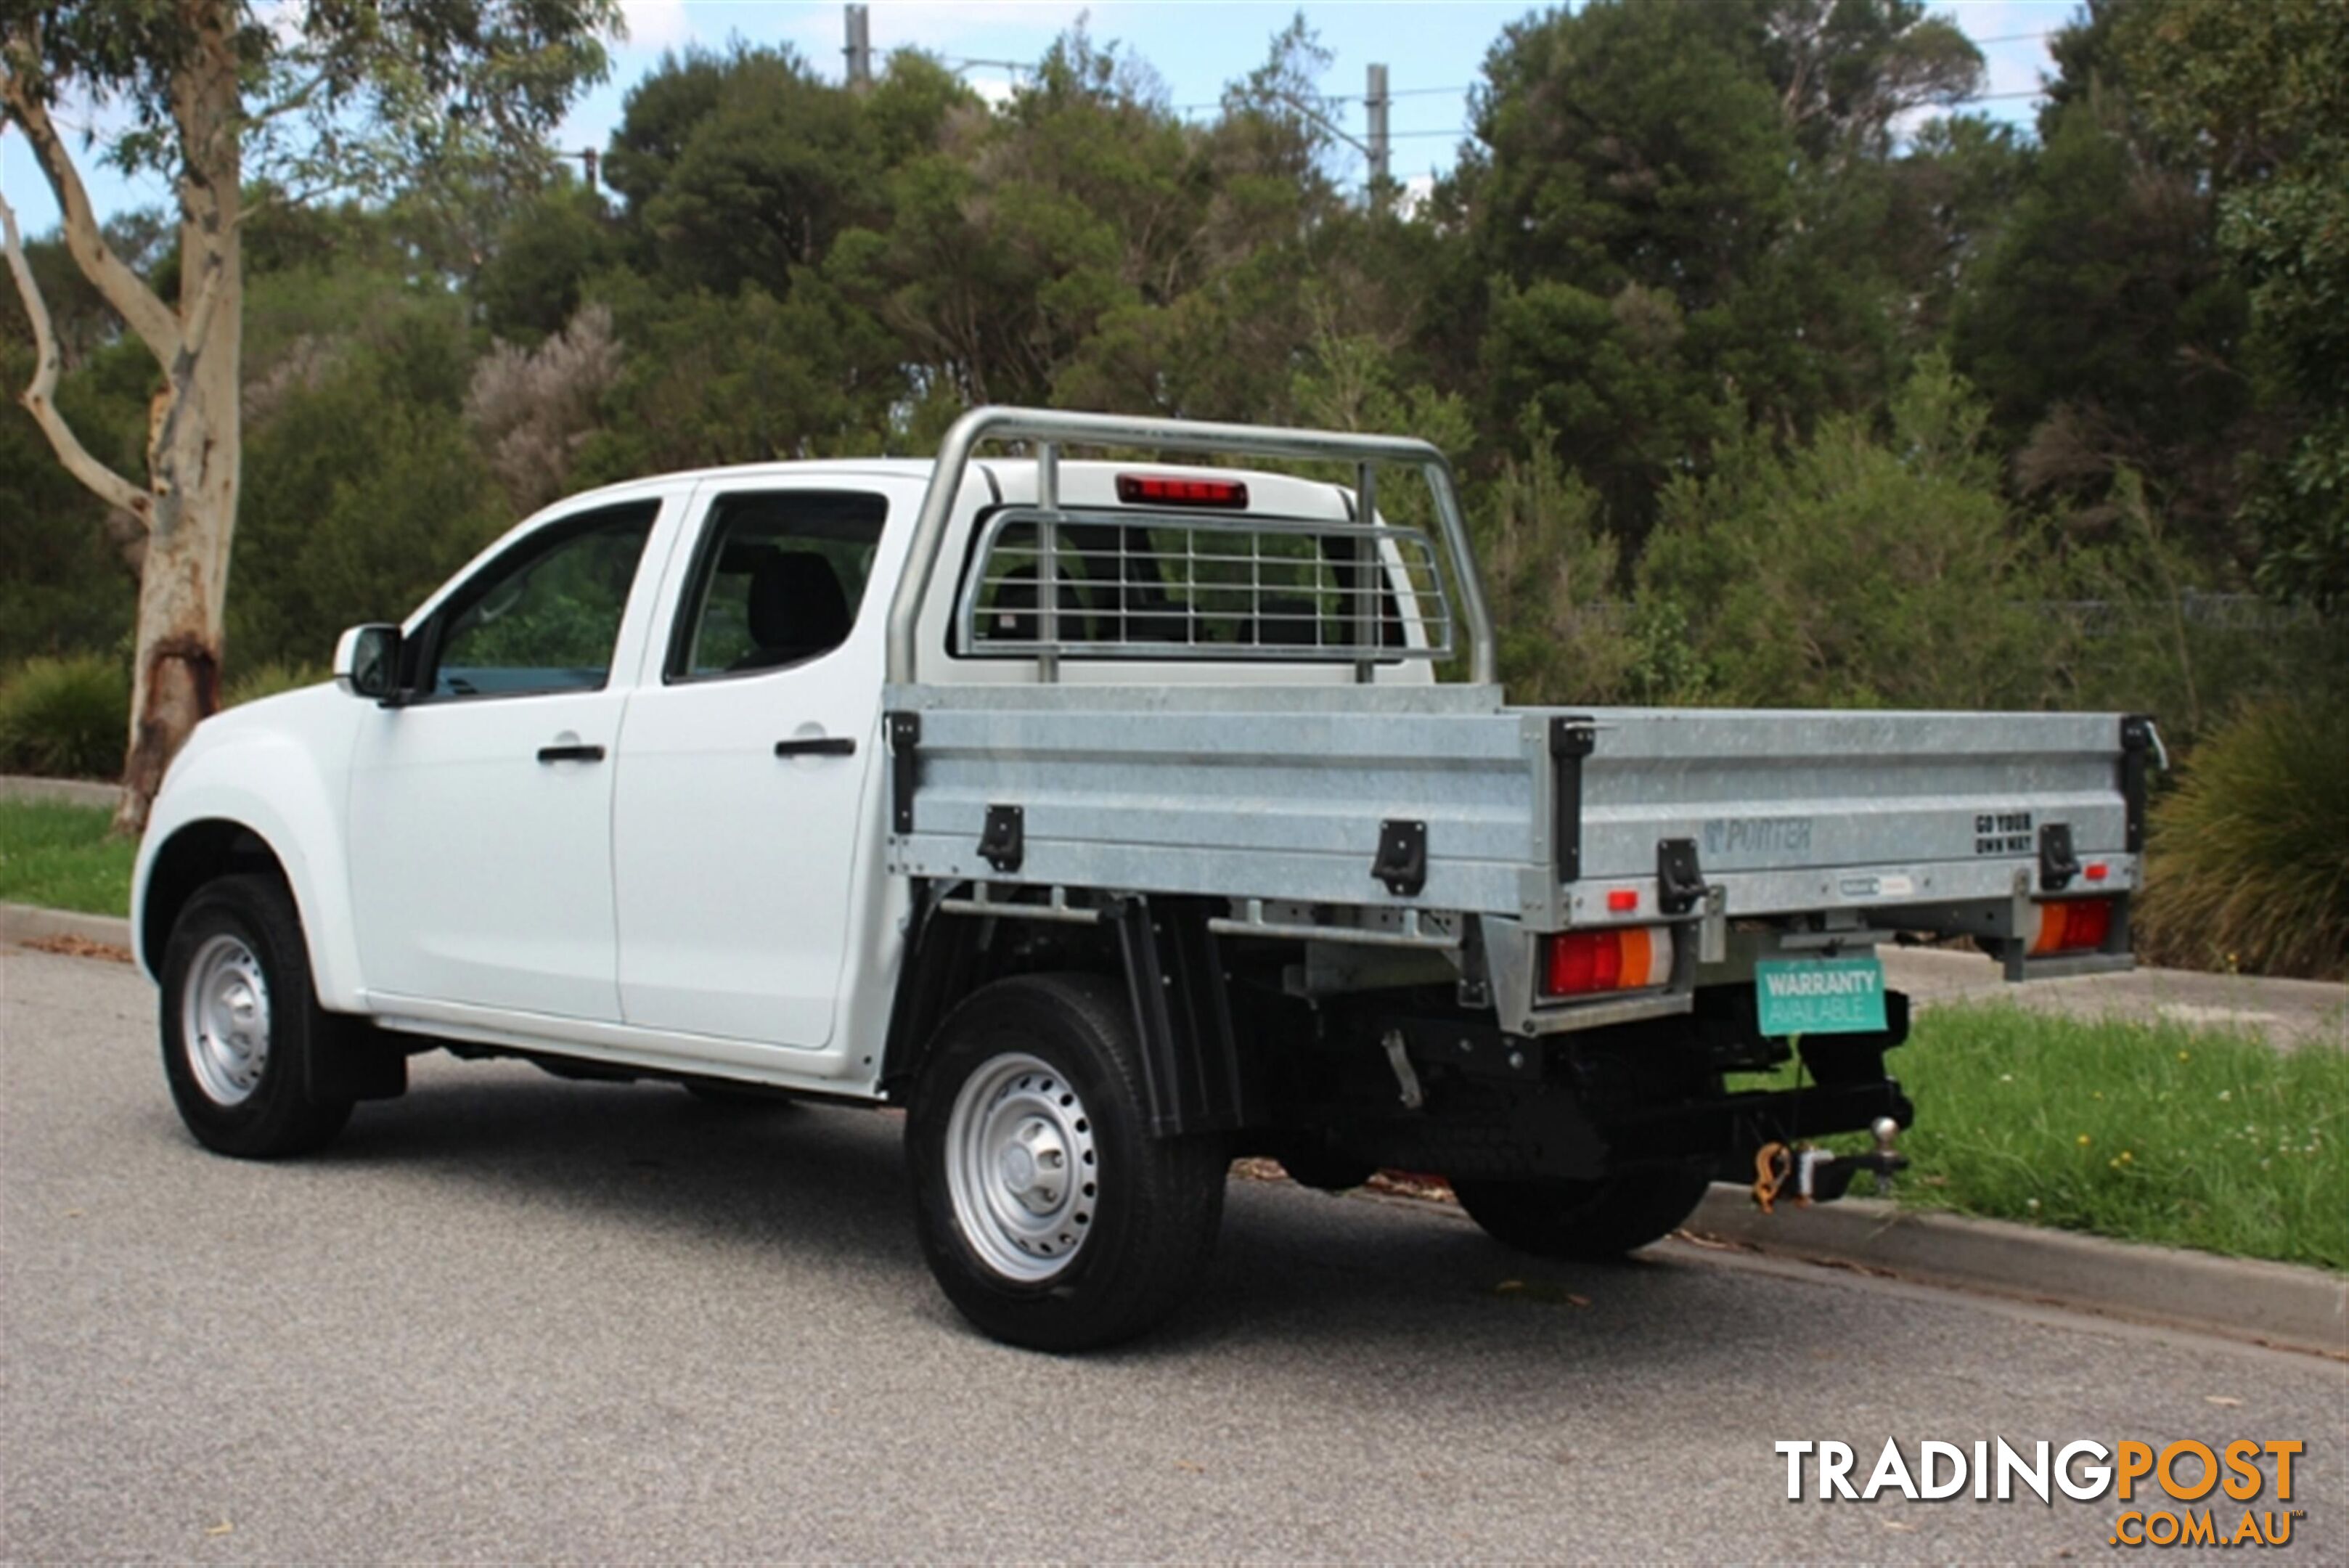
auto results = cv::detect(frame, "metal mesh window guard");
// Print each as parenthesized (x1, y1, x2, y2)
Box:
(954, 507, 1456, 662)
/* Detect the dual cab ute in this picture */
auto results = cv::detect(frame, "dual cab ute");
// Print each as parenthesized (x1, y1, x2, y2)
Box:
(135, 409, 2154, 1349)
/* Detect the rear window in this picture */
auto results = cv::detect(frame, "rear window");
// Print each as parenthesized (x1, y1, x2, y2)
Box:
(957, 514, 1421, 657)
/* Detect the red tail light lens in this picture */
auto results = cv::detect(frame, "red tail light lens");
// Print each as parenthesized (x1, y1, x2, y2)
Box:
(2031, 897, 2115, 955)
(1541, 926, 1672, 998)
(1116, 473, 1249, 508)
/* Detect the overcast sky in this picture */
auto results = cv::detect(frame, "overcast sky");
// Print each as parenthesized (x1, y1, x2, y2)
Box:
(1, 0, 2078, 237)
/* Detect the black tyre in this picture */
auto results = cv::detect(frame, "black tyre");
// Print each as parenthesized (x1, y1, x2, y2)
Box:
(160, 873, 354, 1159)
(1450, 1164, 1713, 1260)
(907, 973, 1227, 1351)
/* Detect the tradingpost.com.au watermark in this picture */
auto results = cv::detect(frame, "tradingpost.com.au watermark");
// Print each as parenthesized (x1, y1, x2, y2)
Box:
(1776, 1437, 2309, 1548)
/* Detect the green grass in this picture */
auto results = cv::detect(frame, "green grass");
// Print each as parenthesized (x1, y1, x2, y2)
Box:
(1741, 1003, 2349, 1270)
(0, 801, 135, 917)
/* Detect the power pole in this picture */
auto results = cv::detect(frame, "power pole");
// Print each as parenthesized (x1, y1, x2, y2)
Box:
(843, 4, 873, 91)
(1365, 62, 1392, 211)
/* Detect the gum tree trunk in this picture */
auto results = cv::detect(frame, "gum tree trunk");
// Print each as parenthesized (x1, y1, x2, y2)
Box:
(1, 1, 243, 836)
(119, 12, 242, 835)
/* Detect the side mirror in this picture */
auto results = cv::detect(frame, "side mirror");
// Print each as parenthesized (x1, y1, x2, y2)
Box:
(334, 624, 402, 701)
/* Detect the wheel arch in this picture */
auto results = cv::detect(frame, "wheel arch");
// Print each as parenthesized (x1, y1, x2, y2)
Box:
(140, 819, 285, 979)
(878, 886, 1258, 1137)
(133, 746, 366, 1010)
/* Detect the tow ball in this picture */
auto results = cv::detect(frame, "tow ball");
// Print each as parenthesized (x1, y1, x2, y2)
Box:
(1752, 1117, 1907, 1214)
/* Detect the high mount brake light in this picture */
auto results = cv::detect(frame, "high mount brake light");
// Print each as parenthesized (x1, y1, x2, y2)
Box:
(1116, 473, 1250, 508)
(1541, 926, 1672, 998)
(2030, 897, 2115, 956)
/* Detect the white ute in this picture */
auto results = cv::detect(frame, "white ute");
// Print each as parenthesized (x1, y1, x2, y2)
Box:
(136, 408, 2154, 1349)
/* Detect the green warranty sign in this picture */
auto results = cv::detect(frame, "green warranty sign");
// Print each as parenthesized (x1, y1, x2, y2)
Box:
(1754, 957, 1888, 1037)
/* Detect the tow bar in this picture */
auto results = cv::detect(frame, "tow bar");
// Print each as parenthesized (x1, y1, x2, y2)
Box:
(1752, 1117, 1907, 1213)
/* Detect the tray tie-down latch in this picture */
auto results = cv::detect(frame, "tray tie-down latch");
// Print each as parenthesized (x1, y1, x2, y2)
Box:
(1656, 836, 1705, 915)
(979, 804, 1024, 874)
(1752, 1118, 1908, 1212)
(1372, 818, 1428, 897)
(2038, 820, 2079, 891)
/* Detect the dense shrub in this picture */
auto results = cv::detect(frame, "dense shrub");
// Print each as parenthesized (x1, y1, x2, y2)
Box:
(2136, 693, 2349, 980)
(1637, 356, 2065, 709)
(0, 656, 128, 780)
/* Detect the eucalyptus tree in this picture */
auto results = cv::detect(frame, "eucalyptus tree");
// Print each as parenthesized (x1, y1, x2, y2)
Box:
(0, 0, 617, 828)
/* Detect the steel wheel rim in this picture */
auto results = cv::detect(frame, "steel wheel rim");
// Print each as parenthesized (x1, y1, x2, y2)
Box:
(944, 1051, 1100, 1283)
(181, 933, 271, 1107)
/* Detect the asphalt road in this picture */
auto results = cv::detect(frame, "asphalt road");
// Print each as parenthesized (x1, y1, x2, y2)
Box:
(5, 944, 2345, 1562)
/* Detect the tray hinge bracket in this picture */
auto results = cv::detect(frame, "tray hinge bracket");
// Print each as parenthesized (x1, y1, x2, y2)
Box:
(2118, 714, 2157, 853)
(886, 710, 920, 833)
(1550, 716, 1596, 883)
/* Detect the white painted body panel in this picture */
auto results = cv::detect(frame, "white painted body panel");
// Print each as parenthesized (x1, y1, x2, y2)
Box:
(609, 473, 931, 1050)
(347, 685, 633, 1020)
(132, 684, 369, 1008)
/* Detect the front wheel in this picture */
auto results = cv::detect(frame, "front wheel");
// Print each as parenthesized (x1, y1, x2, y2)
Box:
(907, 973, 1227, 1351)
(1450, 1165, 1713, 1260)
(160, 874, 354, 1159)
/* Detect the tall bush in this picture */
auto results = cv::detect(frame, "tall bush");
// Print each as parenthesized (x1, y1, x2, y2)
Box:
(2136, 693, 2349, 980)
(1467, 411, 1646, 704)
(1637, 356, 2065, 709)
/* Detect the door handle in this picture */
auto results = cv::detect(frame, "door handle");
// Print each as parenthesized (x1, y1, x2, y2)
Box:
(774, 736, 857, 758)
(536, 743, 606, 763)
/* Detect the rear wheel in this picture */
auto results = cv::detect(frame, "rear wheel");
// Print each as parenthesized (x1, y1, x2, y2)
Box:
(907, 973, 1227, 1351)
(1450, 1165, 1713, 1259)
(160, 874, 354, 1159)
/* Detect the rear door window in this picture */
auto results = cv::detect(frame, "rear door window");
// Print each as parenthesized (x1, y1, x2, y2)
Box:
(668, 491, 890, 680)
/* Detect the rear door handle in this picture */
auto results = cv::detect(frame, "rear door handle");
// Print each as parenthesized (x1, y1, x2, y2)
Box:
(536, 743, 606, 764)
(774, 737, 857, 758)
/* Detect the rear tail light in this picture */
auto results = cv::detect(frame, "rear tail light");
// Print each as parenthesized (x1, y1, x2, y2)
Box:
(1116, 473, 1249, 508)
(2030, 897, 2115, 955)
(1541, 926, 1674, 999)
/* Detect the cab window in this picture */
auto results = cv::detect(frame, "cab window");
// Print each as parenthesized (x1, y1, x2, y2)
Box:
(426, 501, 658, 698)
(669, 491, 888, 680)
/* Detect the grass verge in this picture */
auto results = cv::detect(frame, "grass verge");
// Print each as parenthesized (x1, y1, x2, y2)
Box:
(0, 800, 134, 918)
(1739, 1003, 2347, 1270)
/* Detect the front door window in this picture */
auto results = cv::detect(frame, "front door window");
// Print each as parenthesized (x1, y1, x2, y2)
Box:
(428, 504, 657, 698)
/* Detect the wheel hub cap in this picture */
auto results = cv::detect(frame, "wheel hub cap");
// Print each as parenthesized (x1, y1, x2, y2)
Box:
(999, 1117, 1070, 1212)
(181, 933, 271, 1108)
(945, 1053, 1099, 1282)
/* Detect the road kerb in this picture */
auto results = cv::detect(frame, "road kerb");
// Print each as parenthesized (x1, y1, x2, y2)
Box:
(1686, 1184, 2347, 1356)
(1, 903, 136, 952)
(0, 774, 125, 810)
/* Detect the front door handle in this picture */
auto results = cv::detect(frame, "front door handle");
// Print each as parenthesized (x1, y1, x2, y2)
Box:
(537, 743, 606, 764)
(774, 736, 857, 758)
